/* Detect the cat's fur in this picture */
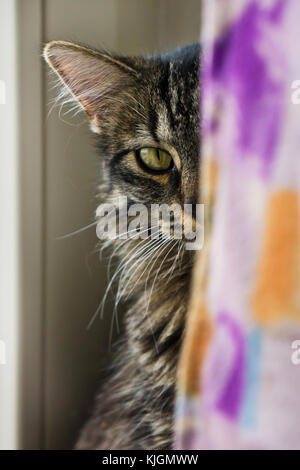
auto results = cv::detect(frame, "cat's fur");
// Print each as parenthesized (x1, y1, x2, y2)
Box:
(44, 41, 200, 450)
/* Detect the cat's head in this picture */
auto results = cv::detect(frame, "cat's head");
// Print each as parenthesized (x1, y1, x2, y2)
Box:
(44, 41, 201, 243)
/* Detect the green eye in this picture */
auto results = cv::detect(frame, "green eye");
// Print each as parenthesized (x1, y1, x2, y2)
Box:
(139, 148, 172, 171)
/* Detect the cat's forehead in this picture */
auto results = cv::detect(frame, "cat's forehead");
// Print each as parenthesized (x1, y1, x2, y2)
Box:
(142, 47, 200, 157)
(102, 43, 200, 163)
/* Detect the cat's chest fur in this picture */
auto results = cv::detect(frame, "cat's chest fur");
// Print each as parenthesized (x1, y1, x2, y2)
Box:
(76, 247, 192, 450)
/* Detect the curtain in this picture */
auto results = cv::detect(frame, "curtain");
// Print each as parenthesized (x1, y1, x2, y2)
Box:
(175, 0, 300, 450)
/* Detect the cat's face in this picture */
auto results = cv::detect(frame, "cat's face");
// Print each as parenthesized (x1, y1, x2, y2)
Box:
(44, 42, 200, 237)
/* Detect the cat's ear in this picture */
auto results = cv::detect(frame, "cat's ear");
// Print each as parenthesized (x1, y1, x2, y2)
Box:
(43, 41, 137, 129)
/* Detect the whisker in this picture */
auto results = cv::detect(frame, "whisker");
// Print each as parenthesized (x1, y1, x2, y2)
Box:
(164, 240, 183, 282)
(141, 239, 175, 353)
(144, 240, 178, 328)
(115, 235, 166, 306)
(105, 235, 163, 347)
(108, 236, 161, 341)
(56, 220, 98, 240)
(86, 228, 160, 330)
(106, 225, 158, 278)
(121, 236, 170, 302)
(113, 233, 162, 302)
(99, 224, 158, 259)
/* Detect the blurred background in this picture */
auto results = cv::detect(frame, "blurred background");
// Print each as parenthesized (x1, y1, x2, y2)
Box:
(0, 0, 200, 449)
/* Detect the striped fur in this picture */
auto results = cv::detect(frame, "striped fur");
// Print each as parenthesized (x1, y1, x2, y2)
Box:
(44, 42, 201, 449)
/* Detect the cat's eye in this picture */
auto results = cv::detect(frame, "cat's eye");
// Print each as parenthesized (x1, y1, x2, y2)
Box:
(138, 148, 172, 171)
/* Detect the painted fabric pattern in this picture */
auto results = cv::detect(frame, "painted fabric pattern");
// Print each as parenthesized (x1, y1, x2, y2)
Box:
(175, 0, 300, 450)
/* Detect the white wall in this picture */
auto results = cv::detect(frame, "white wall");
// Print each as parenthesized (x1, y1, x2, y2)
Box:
(0, 0, 44, 451)
(0, 0, 20, 451)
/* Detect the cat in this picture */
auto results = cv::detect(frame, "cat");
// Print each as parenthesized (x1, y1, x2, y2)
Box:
(43, 41, 200, 450)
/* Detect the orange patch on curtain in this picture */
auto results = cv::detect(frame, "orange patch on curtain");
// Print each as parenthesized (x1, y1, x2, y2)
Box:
(252, 190, 300, 325)
(177, 157, 217, 397)
(178, 298, 212, 397)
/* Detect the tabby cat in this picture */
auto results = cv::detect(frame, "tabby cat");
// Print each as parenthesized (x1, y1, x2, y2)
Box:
(44, 41, 201, 450)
